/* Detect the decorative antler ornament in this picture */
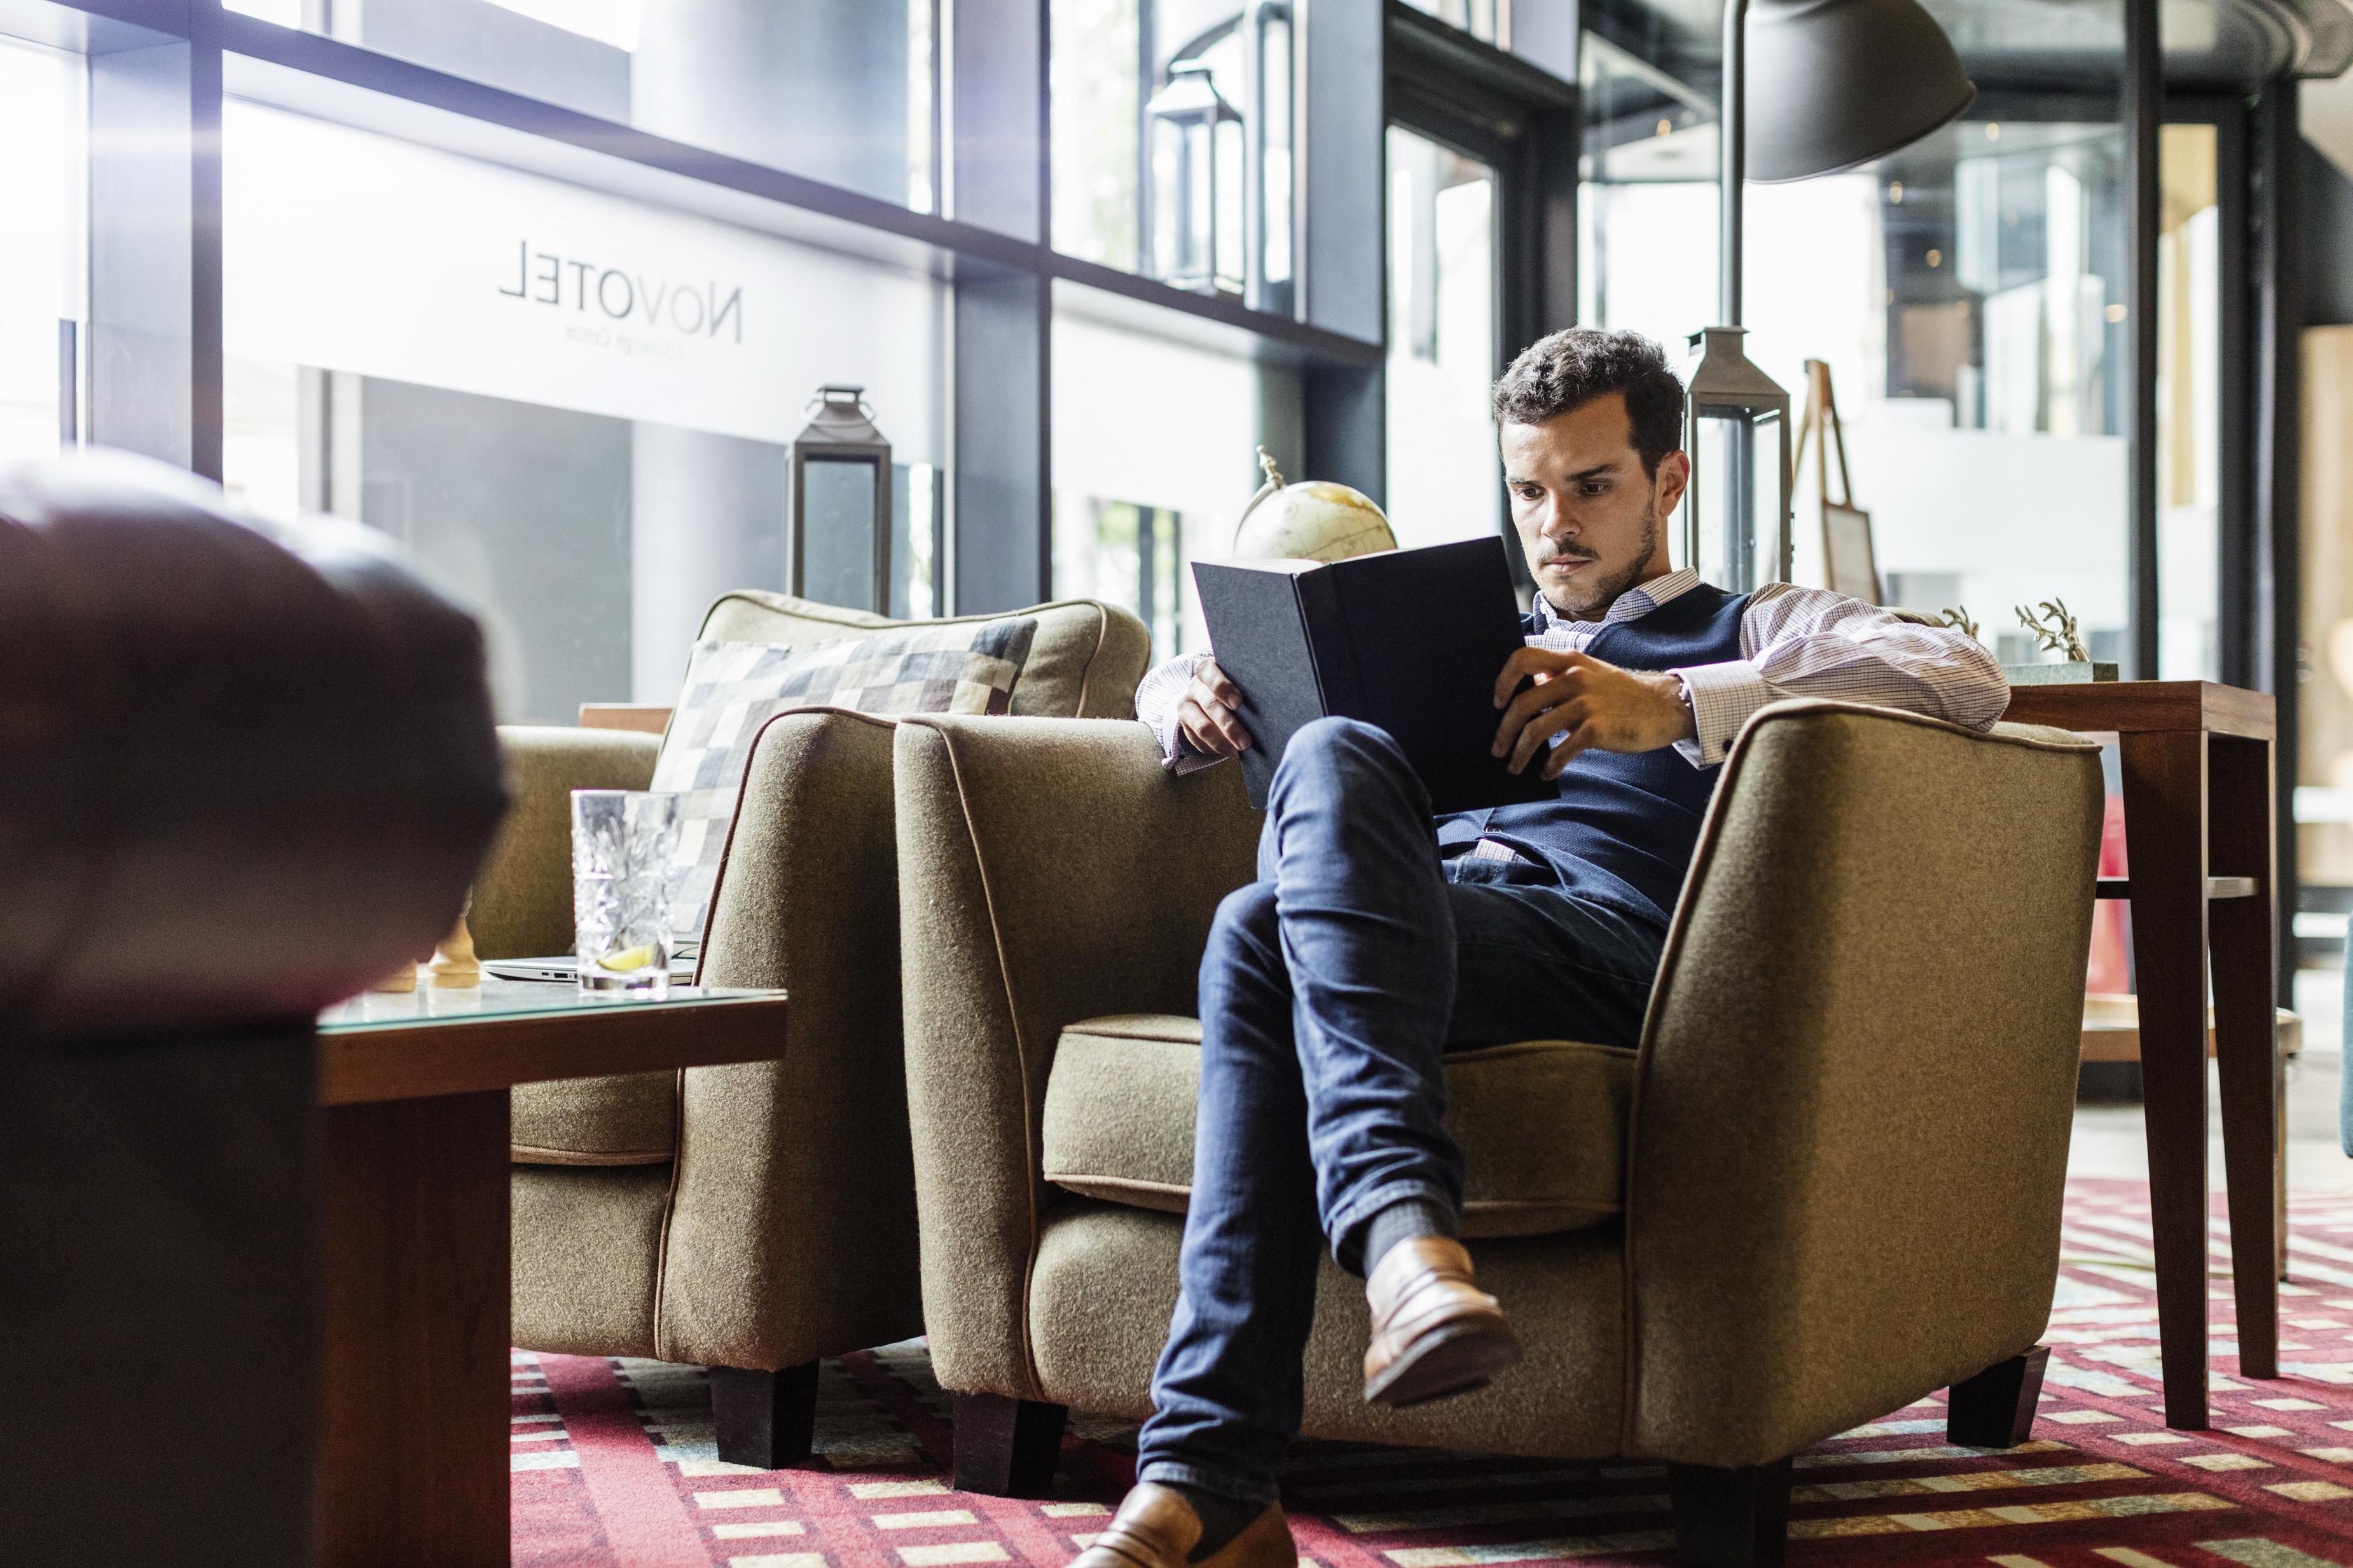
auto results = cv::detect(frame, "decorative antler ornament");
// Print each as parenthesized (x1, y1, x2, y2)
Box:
(2014, 598, 2090, 663)
(1937, 605, 1981, 642)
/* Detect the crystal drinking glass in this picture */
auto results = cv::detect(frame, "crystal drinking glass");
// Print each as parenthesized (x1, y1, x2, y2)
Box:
(570, 790, 682, 996)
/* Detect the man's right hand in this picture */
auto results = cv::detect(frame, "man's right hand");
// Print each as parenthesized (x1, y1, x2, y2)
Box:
(1176, 657, 1252, 759)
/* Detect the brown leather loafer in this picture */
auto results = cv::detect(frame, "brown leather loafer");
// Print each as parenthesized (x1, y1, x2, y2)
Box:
(1362, 1235, 1522, 1408)
(1068, 1483, 1294, 1568)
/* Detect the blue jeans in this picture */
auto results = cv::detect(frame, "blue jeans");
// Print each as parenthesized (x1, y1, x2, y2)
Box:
(1133, 718, 1666, 1505)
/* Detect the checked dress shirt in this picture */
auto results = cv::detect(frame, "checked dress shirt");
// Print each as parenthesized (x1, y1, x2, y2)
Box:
(1134, 567, 2008, 780)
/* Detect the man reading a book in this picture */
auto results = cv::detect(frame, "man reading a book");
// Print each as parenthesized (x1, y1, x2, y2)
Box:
(1078, 327, 2005, 1568)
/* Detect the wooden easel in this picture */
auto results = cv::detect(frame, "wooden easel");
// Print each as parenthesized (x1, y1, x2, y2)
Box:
(1791, 359, 1882, 603)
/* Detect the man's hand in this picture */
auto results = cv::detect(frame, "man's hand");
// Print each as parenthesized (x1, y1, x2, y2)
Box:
(1176, 657, 1252, 759)
(1491, 647, 1694, 779)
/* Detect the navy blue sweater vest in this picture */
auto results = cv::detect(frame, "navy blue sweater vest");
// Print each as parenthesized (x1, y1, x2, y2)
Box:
(1434, 582, 1749, 932)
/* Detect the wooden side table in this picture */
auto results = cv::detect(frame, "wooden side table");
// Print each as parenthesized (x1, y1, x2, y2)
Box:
(315, 980, 790, 1567)
(2003, 680, 2279, 1430)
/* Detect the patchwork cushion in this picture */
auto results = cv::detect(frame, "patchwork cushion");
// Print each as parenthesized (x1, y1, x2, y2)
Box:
(1041, 1015, 1634, 1237)
(652, 617, 1037, 935)
(696, 593, 1148, 720)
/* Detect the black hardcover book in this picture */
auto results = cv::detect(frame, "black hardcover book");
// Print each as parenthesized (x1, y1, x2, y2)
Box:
(1190, 537, 1557, 815)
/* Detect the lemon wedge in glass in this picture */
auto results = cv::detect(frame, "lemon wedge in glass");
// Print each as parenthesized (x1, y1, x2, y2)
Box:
(599, 944, 658, 973)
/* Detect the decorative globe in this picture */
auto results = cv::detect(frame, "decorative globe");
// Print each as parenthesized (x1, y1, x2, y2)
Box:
(1230, 448, 1397, 563)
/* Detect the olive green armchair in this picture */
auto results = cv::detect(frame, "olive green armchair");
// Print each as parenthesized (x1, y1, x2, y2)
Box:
(893, 701, 2104, 1566)
(471, 591, 1150, 1466)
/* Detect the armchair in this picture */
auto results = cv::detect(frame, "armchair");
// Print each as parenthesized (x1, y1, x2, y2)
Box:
(894, 703, 2105, 1565)
(471, 591, 1149, 1465)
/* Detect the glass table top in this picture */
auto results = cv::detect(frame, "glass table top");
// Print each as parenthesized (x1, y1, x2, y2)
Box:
(320, 975, 784, 1032)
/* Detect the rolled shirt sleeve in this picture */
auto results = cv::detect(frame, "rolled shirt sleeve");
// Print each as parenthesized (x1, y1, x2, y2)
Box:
(1666, 584, 2010, 769)
(1133, 649, 1222, 773)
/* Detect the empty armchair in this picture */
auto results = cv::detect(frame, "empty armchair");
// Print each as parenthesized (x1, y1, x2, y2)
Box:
(895, 702, 2104, 1564)
(471, 591, 1149, 1465)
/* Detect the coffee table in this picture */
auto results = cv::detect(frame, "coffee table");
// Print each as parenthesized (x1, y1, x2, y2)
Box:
(317, 979, 789, 1567)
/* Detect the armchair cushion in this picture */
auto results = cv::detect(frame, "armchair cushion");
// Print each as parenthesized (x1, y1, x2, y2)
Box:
(697, 592, 1149, 720)
(1042, 1015, 1634, 1237)
(511, 1073, 677, 1166)
(655, 616, 1038, 934)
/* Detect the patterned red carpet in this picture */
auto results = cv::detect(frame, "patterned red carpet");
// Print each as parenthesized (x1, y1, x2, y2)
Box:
(514, 1179, 2353, 1568)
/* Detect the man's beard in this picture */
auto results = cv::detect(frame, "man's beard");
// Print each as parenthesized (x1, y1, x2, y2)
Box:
(1535, 502, 1660, 620)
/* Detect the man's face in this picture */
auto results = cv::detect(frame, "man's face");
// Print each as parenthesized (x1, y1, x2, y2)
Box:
(1501, 392, 1689, 621)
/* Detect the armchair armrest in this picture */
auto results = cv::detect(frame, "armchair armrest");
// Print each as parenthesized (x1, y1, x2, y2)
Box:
(894, 715, 1259, 1397)
(656, 707, 926, 1368)
(1625, 704, 2104, 1466)
(471, 726, 659, 961)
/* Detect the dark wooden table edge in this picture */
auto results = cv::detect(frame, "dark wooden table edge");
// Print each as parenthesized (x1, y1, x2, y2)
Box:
(319, 994, 791, 1105)
(1999, 680, 2277, 741)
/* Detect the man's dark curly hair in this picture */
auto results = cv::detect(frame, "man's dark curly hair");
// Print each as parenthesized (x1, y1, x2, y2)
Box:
(1491, 328, 1685, 478)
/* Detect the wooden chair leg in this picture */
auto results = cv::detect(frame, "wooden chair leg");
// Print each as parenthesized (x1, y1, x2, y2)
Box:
(1667, 1458, 1791, 1568)
(711, 1361, 820, 1469)
(1947, 1347, 2051, 1448)
(952, 1391, 1068, 1497)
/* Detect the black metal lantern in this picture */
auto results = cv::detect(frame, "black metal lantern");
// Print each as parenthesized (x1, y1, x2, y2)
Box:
(789, 385, 892, 613)
(1682, 327, 1793, 593)
(1146, 62, 1245, 296)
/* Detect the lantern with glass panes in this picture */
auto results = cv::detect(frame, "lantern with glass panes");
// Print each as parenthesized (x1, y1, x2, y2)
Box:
(1681, 327, 1792, 595)
(1146, 62, 1245, 296)
(789, 385, 892, 614)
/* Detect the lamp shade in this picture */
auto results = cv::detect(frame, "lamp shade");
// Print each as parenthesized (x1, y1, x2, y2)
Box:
(1745, 0, 1976, 182)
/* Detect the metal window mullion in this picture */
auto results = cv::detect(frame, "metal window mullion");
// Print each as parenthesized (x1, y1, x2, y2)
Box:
(86, 17, 224, 481)
(2123, 0, 2160, 678)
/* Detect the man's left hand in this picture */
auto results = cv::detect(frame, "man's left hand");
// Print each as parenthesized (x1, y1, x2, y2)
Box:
(1491, 647, 1695, 779)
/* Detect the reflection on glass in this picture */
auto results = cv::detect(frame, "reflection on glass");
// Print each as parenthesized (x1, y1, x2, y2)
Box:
(799, 456, 882, 611)
(1056, 497, 1190, 661)
(218, 102, 946, 722)
(228, 0, 936, 211)
(1582, 30, 2131, 659)
(1052, 0, 1142, 270)
(1051, 296, 1294, 656)
(0, 37, 83, 464)
(1052, 0, 1296, 313)
(1397, 0, 1502, 44)
(1578, 34, 1716, 348)
(1385, 126, 1499, 554)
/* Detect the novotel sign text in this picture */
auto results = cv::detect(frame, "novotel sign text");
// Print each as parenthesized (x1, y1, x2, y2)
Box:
(500, 239, 744, 343)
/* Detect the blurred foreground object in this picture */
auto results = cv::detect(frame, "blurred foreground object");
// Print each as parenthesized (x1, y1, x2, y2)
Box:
(0, 451, 504, 1566)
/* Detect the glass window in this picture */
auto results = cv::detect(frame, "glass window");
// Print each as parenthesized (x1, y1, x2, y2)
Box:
(2303, 327, 2353, 893)
(1051, 0, 1142, 272)
(1577, 34, 1715, 347)
(1052, 0, 1296, 315)
(226, 0, 937, 212)
(0, 34, 84, 464)
(1397, 0, 1502, 45)
(1051, 288, 1302, 659)
(219, 100, 946, 723)
(1384, 125, 1499, 553)
(1582, 45, 2134, 667)
(2158, 123, 2220, 681)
